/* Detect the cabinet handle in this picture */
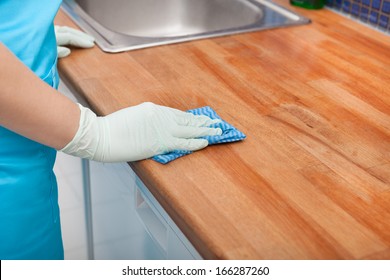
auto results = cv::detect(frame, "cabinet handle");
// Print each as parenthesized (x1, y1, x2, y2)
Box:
(135, 187, 168, 254)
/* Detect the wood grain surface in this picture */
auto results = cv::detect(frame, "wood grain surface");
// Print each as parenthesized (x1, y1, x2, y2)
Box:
(55, 0, 390, 259)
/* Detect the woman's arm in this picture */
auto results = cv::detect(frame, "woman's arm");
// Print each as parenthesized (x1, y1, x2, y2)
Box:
(0, 43, 80, 149)
(0, 42, 222, 162)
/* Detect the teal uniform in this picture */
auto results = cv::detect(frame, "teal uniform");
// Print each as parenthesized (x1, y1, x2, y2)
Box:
(0, 0, 64, 259)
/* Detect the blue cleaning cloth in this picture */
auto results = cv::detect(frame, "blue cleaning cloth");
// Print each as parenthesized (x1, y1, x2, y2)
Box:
(152, 106, 246, 164)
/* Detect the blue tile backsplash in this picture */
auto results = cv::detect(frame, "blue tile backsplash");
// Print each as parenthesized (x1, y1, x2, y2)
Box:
(326, 0, 390, 33)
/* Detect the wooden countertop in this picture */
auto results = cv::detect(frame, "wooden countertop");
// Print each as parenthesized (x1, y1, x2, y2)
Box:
(55, 0, 390, 259)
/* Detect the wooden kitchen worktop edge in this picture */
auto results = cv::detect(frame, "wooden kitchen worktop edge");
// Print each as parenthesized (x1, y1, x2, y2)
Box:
(55, 0, 390, 259)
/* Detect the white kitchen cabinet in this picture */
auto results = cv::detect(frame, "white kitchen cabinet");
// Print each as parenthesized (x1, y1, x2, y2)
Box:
(89, 161, 202, 260)
(89, 161, 163, 259)
(135, 176, 202, 260)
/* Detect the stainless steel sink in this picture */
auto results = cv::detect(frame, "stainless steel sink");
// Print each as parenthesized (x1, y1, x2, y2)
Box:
(62, 0, 310, 53)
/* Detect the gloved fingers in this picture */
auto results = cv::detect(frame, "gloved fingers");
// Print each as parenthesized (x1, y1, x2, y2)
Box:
(56, 32, 95, 48)
(169, 138, 209, 151)
(173, 125, 222, 139)
(55, 26, 95, 48)
(55, 25, 95, 43)
(57, 46, 71, 58)
(174, 111, 222, 127)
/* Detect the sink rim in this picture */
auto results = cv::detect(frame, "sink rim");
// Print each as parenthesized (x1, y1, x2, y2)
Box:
(61, 0, 310, 53)
(75, 0, 266, 38)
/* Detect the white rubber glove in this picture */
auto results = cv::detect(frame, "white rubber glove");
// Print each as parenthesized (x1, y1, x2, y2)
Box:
(54, 26, 95, 58)
(60, 102, 222, 163)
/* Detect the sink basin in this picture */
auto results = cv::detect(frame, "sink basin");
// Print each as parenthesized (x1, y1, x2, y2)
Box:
(62, 0, 310, 52)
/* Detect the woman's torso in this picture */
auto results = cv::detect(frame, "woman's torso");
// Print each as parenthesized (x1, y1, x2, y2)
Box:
(0, 0, 64, 260)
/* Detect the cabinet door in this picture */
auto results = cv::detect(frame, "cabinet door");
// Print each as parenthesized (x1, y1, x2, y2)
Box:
(135, 178, 202, 260)
(89, 161, 202, 260)
(89, 161, 164, 259)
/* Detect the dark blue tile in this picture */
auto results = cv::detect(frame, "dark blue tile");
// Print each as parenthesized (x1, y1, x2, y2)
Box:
(335, 0, 343, 8)
(383, 1, 390, 13)
(372, 0, 381, 10)
(360, 6, 370, 21)
(325, 0, 335, 5)
(369, 11, 379, 23)
(343, 1, 351, 12)
(351, 3, 360, 16)
(379, 15, 389, 28)
(362, 0, 371, 6)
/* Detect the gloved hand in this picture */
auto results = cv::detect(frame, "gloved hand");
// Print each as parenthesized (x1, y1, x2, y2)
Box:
(54, 25, 95, 58)
(60, 102, 222, 163)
